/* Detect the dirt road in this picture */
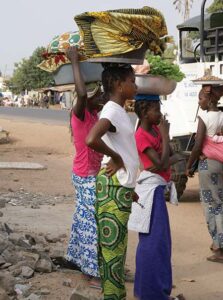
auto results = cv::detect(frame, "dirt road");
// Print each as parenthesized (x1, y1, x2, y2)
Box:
(0, 118, 223, 300)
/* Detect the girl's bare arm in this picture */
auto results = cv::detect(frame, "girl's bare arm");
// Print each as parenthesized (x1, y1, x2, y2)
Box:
(144, 119, 170, 171)
(66, 46, 87, 120)
(86, 119, 125, 176)
(186, 117, 206, 172)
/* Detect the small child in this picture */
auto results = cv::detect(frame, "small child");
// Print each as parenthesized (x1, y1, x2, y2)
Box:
(187, 85, 223, 169)
(200, 125, 223, 161)
(128, 94, 185, 300)
(213, 127, 223, 143)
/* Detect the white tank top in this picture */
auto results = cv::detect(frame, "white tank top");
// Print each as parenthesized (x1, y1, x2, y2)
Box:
(199, 111, 223, 137)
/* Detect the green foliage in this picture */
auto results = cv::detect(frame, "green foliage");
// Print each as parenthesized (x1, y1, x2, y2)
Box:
(146, 55, 185, 82)
(207, 0, 223, 13)
(9, 47, 54, 94)
(162, 42, 178, 63)
(188, 30, 200, 41)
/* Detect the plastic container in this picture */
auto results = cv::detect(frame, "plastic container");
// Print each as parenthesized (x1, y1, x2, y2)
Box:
(53, 62, 103, 85)
(135, 74, 177, 95)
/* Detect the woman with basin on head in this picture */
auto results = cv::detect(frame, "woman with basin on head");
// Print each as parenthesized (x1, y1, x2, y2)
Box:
(58, 46, 105, 288)
(186, 83, 223, 263)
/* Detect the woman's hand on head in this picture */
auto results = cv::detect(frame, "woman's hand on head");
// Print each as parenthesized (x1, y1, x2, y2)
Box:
(105, 154, 125, 177)
(66, 46, 79, 63)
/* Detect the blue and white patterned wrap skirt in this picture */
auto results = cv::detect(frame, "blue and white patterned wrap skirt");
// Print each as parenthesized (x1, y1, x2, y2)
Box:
(199, 159, 223, 249)
(66, 173, 99, 277)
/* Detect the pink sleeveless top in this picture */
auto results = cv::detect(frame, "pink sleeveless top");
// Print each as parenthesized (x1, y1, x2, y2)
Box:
(71, 109, 103, 177)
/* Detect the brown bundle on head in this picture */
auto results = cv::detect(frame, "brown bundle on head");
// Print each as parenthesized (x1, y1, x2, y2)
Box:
(74, 7, 169, 59)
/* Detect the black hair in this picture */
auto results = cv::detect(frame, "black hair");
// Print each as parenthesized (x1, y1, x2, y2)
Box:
(135, 100, 160, 119)
(200, 85, 223, 105)
(102, 64, 134, 97)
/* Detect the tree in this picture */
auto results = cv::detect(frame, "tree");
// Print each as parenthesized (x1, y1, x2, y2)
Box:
(163, 42, 178, 63)
(206, 0, 223, 13)
(9, 47, 54, 94)
(173, 0, 194, 21)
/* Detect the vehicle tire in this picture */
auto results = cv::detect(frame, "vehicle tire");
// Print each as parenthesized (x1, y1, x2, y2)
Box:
(170, 139, 188, 199)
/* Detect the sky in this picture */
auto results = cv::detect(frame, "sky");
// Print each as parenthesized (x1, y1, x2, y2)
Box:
(0, 0, 213, 76)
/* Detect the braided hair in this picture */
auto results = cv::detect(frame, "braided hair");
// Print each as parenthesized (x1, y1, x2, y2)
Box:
(135, 100, 160, 119)
(102, 63, 134, 98)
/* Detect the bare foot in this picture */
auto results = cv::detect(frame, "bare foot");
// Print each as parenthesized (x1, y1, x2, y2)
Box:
(210, 243, 220, 252)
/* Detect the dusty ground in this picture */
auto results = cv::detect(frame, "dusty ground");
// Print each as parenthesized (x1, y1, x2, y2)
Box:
(0, 118, 223, 300)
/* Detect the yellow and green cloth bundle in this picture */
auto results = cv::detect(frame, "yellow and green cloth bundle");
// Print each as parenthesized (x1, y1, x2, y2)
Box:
(74, 6, 168, 59)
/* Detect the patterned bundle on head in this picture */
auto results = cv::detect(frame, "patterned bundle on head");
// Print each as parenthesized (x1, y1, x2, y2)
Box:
(38, 31, 87, 72)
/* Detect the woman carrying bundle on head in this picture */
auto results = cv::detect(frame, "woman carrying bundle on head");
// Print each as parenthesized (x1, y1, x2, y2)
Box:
(86, 64, 139, 300)
(58, 46, 105, 288)
(186, 84, 223, 263)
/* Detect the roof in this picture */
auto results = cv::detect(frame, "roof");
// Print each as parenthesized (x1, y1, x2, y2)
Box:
(177, 11, 223, 31)
(177, 14, 210, 30)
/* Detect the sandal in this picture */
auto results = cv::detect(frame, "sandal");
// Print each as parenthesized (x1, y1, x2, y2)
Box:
(52, 257, 81, 271)
(207, 254, 223, 264)
(89, 277, 102, 290)
(170, 294, 186, 300)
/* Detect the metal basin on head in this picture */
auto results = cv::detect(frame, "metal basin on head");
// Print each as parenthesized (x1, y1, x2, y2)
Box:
(135, 74, 177, 95)
(53, 62, 103, 85)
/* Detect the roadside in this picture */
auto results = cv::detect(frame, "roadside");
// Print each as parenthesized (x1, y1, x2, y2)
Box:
(0, 118, 223, 300)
